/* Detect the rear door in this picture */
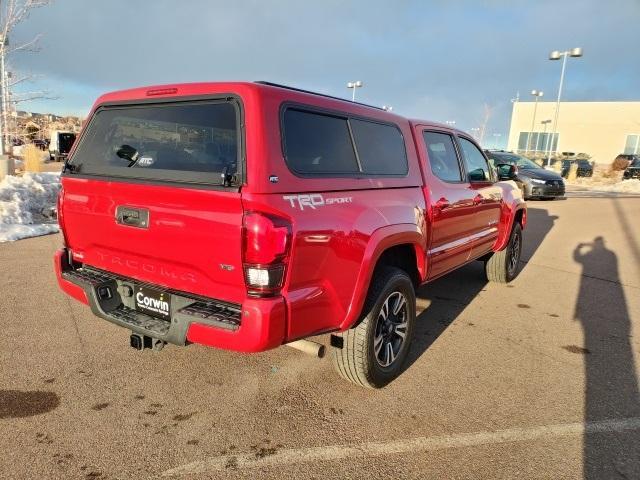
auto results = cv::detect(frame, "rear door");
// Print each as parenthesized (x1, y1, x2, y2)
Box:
(420, 130, 476, 279)
(61, 97, 247, 304)
(456, 135, 502, 258)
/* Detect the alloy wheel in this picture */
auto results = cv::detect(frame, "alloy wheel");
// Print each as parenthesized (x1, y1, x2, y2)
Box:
(508, 230, 521, 275)
(373, 291, 409, 367)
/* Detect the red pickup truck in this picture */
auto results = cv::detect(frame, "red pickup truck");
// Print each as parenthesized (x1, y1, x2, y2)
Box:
(54, 81, 526, 388)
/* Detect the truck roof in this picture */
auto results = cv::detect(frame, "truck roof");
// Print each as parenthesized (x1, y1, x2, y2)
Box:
(91, 81, 457, 134)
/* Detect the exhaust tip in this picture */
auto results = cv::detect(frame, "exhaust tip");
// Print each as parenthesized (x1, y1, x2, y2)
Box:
(286, 340, 325, 358)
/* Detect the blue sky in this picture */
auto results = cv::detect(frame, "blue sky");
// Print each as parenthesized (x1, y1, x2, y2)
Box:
(8, 0, 640, 148)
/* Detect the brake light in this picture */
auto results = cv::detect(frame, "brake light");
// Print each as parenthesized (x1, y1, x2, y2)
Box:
(242, 212, 292, 296)
(146, 87, 178, 96)
(243, 212, 290, 264)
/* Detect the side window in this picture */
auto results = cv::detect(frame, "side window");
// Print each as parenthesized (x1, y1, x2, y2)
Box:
(282, 107, 408, 177)
(283, 109, 359, 174)
(459, 137, 492, 182)
(422, 131, 463, 182)
(350, 119, 408, 175)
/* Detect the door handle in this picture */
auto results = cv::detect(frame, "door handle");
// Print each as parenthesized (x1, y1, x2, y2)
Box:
(434, 198, 450, 210)
(473, 194, 483, 206)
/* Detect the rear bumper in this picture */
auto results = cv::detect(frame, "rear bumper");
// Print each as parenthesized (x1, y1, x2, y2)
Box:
(54, 249, 286, 352)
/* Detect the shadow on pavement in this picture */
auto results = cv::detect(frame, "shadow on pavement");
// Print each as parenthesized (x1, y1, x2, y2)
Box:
(574, 224, 640, 476)
(401, 199, 640, 477)
(404, 206, 557, 370)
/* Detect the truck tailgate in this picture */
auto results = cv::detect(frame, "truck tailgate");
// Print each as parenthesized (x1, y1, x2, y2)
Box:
(61, 176, 245, 304)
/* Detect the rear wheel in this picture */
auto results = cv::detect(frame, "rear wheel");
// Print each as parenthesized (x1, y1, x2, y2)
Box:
(485, 222, 522, 283)
(331, 267, 415, 388)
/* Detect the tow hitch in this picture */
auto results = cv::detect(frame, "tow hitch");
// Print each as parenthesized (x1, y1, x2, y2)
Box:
(130, 333, 166, 352)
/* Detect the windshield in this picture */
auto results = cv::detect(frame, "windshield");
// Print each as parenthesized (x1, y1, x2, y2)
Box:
(491, 153, 541, 170)
(69, 100, 240, 185)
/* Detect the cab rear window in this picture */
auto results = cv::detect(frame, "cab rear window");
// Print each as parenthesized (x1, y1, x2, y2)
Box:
(282, 108, 407, 177)
(283, 109, 359, 174)
(69, 100, 240, 185)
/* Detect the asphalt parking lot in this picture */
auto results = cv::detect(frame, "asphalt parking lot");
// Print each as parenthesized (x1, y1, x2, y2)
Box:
(1, 195, 639, 480)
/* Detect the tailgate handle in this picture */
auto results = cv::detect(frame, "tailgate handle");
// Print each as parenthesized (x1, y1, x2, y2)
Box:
(116, 206, 149, 228)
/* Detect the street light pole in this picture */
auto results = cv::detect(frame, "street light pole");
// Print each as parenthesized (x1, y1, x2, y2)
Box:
(546, 47, 583, 166)
(548, 53, 567, 165)
(347, 81, 363, 101)
(526, 90, 543, 154)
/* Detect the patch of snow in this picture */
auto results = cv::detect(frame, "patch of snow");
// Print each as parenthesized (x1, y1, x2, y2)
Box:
(0, 223, 60, 242)
(567, 178, 640, 194)
(568, 168, 621, 186)
(0, 172, 61, 243)
(592, 179, 640, 194)
(565, 166, 640, 194)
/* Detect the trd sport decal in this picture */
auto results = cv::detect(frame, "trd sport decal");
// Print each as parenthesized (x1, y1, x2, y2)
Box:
(283, 194, 353, 210)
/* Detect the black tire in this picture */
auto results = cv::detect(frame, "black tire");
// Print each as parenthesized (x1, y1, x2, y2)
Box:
(331, 267, 416, 388)
(485, 222, 523, 283)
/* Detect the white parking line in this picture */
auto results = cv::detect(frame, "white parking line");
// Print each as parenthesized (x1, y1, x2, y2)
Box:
(161, 417, 640, 476)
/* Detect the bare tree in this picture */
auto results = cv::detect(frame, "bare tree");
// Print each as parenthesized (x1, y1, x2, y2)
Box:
(0, 0, 51, 153)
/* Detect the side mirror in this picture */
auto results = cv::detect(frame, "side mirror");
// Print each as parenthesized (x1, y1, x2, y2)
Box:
(496, 163, 517, 181)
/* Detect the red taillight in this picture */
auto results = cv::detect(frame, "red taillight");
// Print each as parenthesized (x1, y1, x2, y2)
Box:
(242, 212, 292, 296)
(243, 212, 290, 264)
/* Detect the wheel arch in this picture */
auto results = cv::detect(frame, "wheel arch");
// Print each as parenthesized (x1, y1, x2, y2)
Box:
(339, 224, 426, 331)
(493, 202, 527, 252)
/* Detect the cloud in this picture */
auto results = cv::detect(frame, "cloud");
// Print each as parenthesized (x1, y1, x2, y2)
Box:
(7, 0, 640, 136)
